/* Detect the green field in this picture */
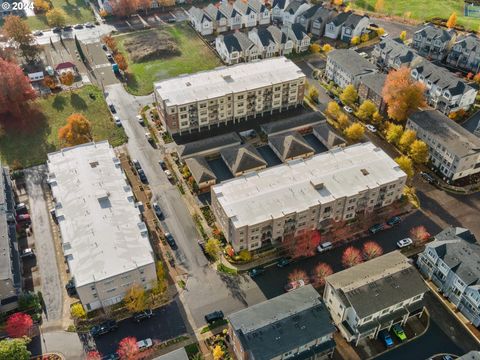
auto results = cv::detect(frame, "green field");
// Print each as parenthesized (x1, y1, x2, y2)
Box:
(19, 0, 95, 30)
(117, 24, 222, 96)
(0, 85, 126, 168)
(351, 0, 480, 31)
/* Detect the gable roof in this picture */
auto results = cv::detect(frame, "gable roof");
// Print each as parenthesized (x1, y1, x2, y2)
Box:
(219, 3, 240, 18)
(178, 132, 242, 159)
(328, 49, 377, 77)
(204, 4, 226, 21)
(284, 0, 305, 14)
(234, 0, 256, 15)
(269, 131, 314, 160)
(312, 122, 346, 148)
(221, 32, 256, 53)
(267, 25, 288, 45)
(248, 0, 266, 14)
(221, 144, 267, 174)
(271, 0, 288, 10)
(184, 157, 217, 184)
(343, 13, 367, 29)
(330, 10, 351, 26)
(415, 23, 454, 42)
(453, 34, 480, 53)
(289, 23, 308, 41)
(188, 6, 211, 23)
(359, 73, 387, 96)
(375, 37, 417, 65)
(255, 27, 276, 47)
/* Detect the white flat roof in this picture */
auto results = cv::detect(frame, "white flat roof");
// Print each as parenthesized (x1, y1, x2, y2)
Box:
(154, 57, 305, 106)
(212, 142, 406, 228)
(47, 141, 154, 287)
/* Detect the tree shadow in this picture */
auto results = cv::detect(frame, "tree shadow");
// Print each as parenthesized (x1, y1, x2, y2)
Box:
(218, 273, 248, 307)
(52, 94, 67, 111)
(70, 93, 87, 110)
(355, 0, 374, 11)
(126, 72, 140, 93)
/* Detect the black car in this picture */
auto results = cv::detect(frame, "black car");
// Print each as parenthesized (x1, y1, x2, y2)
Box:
(90, 320, 118, 337)
(205, 310, 224, 324)
(52, 27, 61, 33)
(138, 169, 148, 183)
(277, 257, 292, 268)
(153, 202, 164, 220)
(65, 279, 77, 296)
(165, 232, 177, 250)
(159, 160, 167, 171)
(132, 309, 153, 323)
(73, 24, 83, 29)
(334, 97, 343, 106)
(248, 267, 265, 278)
(108, 104, 116, 113)
(386, 216, 401, 226)
(420, 172, 435, 184)
(63, 26, 73, 31)
(102, 44, 108, 51)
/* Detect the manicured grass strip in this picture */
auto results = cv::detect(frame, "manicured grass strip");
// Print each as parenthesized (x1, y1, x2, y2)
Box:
(217, 263, 238, 276)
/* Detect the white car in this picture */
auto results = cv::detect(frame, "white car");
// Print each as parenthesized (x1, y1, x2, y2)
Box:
(397, 237, 413, 248)
(317, 242, 333, 253)
(137, 338, 153, 351)
(136, 115, 144, 125)
(164, 169, 173, 180)
(114, 116, 122, 126)
(366, 124, 377, 133)
(21, 248, 35, 258)
(381, 33, 389, 39)
(343, 106, 353, 113)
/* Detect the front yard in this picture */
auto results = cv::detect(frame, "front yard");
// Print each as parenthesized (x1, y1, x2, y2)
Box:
(0, 85, 126, 168)
(116, 23, 222, 95)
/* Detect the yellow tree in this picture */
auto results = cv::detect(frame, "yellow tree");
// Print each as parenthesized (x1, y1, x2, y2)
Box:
(58, 114, 93, 147)
(213, 345, 224, 360)
(376, 27, 385, 37)
(326, 101, 341, 119)
(409, 140, 429, 164)
(446, 12, 457, 29)
(351, 36, 360, 45)
(395, 155, 414, 178)
(310, 43, 321, 53)
(360, 33, 369, 43)
(123, 284, 146, 313)
(60, 71, 74, 86)
(340, 84, 358, 105)
(322, 44, 333, 53)
(308, 86, 319, 102)
(70, 303, 86, 319)
(372, 111, 383, 125)
(33, 0, 51, 12)
(384, 122, 403, 144)
(337, 113, 349, 130)
(46, 8, 67, 27)
(355, 100, 377, 122)
(399, 31, 407, 42)
(205, 238, 222, 260)
(398, 129, 416, 152)
(374, 0, 384, 12)
(344, 123, 364, 142)
(332, 0, 343, 5)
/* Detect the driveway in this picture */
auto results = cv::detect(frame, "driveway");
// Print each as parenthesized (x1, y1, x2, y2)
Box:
(25, 166, 63, 326)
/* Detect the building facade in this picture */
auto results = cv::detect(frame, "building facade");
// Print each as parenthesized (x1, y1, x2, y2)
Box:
(417, 227, 480, 327)
(446, 34, 480, 73)
(211, 142, 407, 252)
(324, 251, 427, 345)
(228, 285, 336, 360)
(325, 49, 377, 89)
(412, 24, 455, 61)
(357, 73, 387, 114)
(406, 110, 480, 181)
(371, 37, 417, 70)
(188, 6, 213, 36)
(47, 141, 157, 311)
(154, 57, 305, 135)
(216, 32, 260, 65)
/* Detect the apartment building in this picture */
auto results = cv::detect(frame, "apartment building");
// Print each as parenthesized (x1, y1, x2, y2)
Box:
(406, 110, 480, 181)
(372, 37, 417, 70)
(417, 227, 480, 327)
(324, 251, 427, 345)
(0, 164, 21, 313)
(446, 34, 480, 73)
(325, 49, 377, 88)
(47, 141, 157, 311)
(228, 285, 336, 360)
(154, 57, 306, 135)
(410, 57, 477, 114)
(412, 24, 455, 61)
(211, 142, 407, 252)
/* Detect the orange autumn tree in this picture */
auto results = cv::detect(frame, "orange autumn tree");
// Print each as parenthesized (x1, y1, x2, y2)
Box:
(58, 113, 93, 147)
(382, 67, 426, 122)
(60, 71, 74, 86)
(114, 53, 128, 72)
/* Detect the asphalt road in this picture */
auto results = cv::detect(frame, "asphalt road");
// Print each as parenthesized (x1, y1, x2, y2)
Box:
(462, 110, 480, 133)
(370, 16, 418, 38)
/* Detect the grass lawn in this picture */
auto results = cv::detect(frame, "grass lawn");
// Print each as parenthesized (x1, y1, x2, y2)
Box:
(117, 24, 222, 96)
(0, 85, 126, 168)
(10, 0, 95, 30)
(351, 0, 480, 31)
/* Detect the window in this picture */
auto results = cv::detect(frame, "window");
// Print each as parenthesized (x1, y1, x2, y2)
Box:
(107, 288, 117, 293)
(180, 106, 187, 112)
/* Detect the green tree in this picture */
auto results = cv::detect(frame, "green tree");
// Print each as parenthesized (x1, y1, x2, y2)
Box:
(123, 284, 146, 313)
(70, 303, 86, 319)
(340, 85, 358, 106)
(398, 129, 416, 152)
(205, 238, 222, 260)
(395, 155, 414, 178)
(238, 250, 252, 262)
(326, 101, 341, 119)
(0, 338, 30, 360)
(344, 123, 364, 142)
(355, 100, 377, 122)
(409, 140, 429, 164)
(384, 122, 403, 145)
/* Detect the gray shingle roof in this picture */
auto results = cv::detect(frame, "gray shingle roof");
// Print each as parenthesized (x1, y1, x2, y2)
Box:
(415, 23, 454, 42)
(271, 0, 287, 10)
(453, 34, 480, 53)
(408, 110, 480, 158)
(376, 37, 417, 65)
(248, 0, 266, 14)
(184, 157, 217, 184)
(330, 11, 351, 26)
(312, 123, 346, 148)
(222, 32, 255, 53)
(290, 23, 308, 41)
(359, 73, 387, 97)
(328, 49, 377, 77)
(221, 144, 267, 174)
(256, 28, 275, 47)
(177, 132, 242, 159)
(267, 25, 288, 45)
(284, 0, 305, 15)
(343, 13, 367, 29)
(204, 4, 226, 21)
(219, 3, 239, 18)
(228, 285, 336, 360)
(269, 131, 314, 160)
(189, 6, 211, 23)
(261, 112, 325, 135)
(298, 4, 322, 19)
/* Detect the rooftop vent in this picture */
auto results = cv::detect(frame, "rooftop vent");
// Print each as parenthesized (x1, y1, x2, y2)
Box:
(361, 169, 369, 176)
(185, 82, 191, 87)
(90, 161, 99, 168)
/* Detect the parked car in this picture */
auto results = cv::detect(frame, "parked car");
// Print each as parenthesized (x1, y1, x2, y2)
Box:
(114, 116, 122, 126)
(276, 257, 292, 268)
(392, 324, 407, 341)
(73, 24, 84, 29)
(167, 18, 176, 23)
(369, 223, 385, 234)
(378, 330, 393, 347)
(20, 248, 35, 258)
(386, 216, 401, 226)
(84, 22, 95, 28)
(380, 33, 389, 39)
(420, 172, 435, 184)
(366, 124, 377, 133)
(343, 106, 353, 114)
(16, 213, 31, 222)
(106, 53, 114, 61)
(137, 338, 153, 351)
(65, 279, 76, 296)
(164, 232, 177, 250)
(132, 159, 142, 170)
(136, 115, 144, 125)
(108, 104, 116, 113)
(90, 320, 118, 337)
(159, 160, 167, 170)
(334, 97, 343, 106)
(164, 169, 173, 181)
(317, 242, 333, 253)
(153, 202, 164, 220)
(63, 26, 73, 31)
(145, 132, 155, 145)
(102, 353, 120, 360)
(137, 169, 148, 183)
(284, 279, 305, 292)
(33, 31, 43, 36)
(15, 203, 28, 214)
(204, 310, 224, 324)
(248, 267, 265, 278)
(396, 237, 413, 248)
(133, 309, 153, 323)
(102, 44, 108, 51)
(52, 27, 61, 33)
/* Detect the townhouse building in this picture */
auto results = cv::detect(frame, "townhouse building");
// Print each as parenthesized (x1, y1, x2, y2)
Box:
(154, 57, 305, 135)
(219, 2, 243, 30)
(47, 141, 157, 311)
(271, 0, 290, 21)
(406, 110, 480, 181)
(296, 4, 335, 37)
(188, 6, 213, 36)
(282, 0, 311, 27)
(417, 227, 480, 327)
(446, 34, 480, 74)
(372, 37, 417, 70)
(228, 285, 336, 360)
(283, 23, 311, 53)
(211, 142, 407, 252)
(325, 49, 377, 89)
(216, 32, 260, 65)
(248, 26, 294, 58)
(233, 0, 258, 28)
(410, 57, 477, 114)
(204, 4, 228, 33)
(247, 0, 271, 26)
(358, 73, 387, 114)
(412, 24, 455, 61)
(220, 144, 267, 177)
(324, 251, 427, 345)
(325, 11, 369, 41)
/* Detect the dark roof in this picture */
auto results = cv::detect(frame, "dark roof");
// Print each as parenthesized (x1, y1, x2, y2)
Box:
(261, 112, 325, 135)
(269, 131, 314, 160)
(184, 157, 217, 184)
(267, 25, 288, 45)
(359, 73, 387, 96)
(204, 4, 226, 21)
(328, 49, 377, 77)
(408, 110, 480, 158)
(228, 285, 336, 360)
(312, 122, 346, 148)
(284, 0, 305, 15)
(343, 13, 367, 29)
(219, 3, 239, 18)
(427, 227, 480, 287)
(453, 34, 480, 53)
(221, 32, 255, 53)
(290, 23, 308, 41)
(220, 144, 267, 174)
(298, 4, 322, 19)
(330, 11, 351, 26)
(56, 62, 76, 70)
(248, 0, 266, 14)
(256, 28, 276, 47)
(415, 24, 454, 42)
(271, 0, 287, 10)
(177, 132, 242, 159)
(375, 37, 417, 65)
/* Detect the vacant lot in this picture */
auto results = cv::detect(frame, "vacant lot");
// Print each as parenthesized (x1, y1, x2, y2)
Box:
(0, 85, 126, 168)
(117, 24, 222, 95)
(352, 0, 479, 31)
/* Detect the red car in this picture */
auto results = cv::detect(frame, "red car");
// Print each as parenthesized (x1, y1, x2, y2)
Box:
(16, 213, 31, 222)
